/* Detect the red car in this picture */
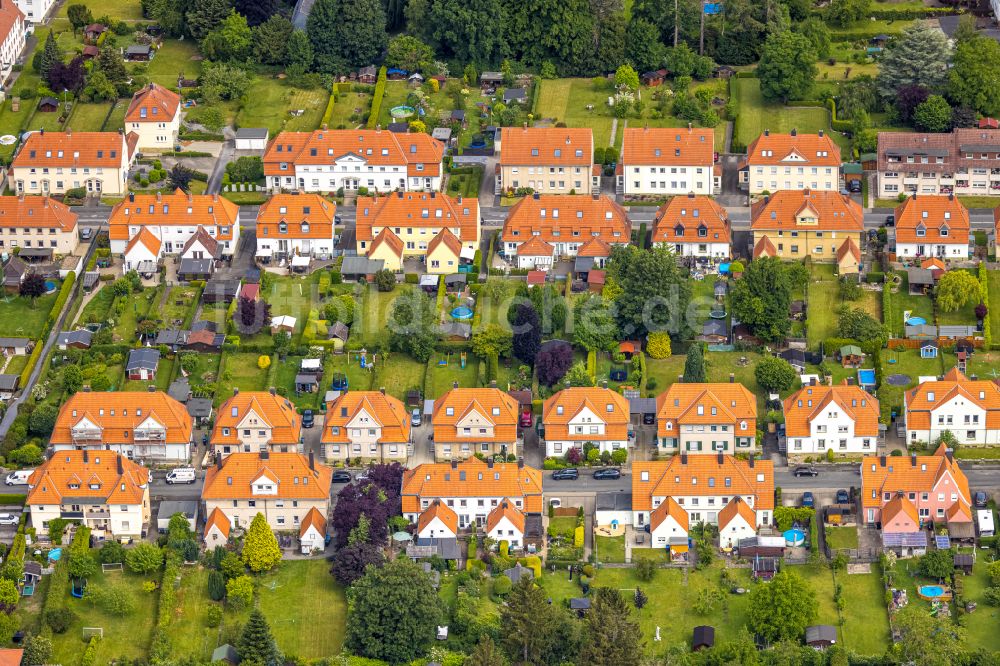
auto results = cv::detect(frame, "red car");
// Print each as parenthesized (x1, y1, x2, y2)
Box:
(519, 409, 533, 428)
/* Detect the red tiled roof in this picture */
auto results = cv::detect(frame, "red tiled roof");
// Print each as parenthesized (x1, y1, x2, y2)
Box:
(125, 83, 181, 124)
(751, 190, 864, 232)
(652, 195, 730, 244)
(894, 195, 970, 245)
(621, 126, 714, 167)
(744, 131, 840, 167)
(499, 127, 593, 166)
(263, 129, 443, 178)
(356, 191, 478, 243)
(0, 196, 77, 232)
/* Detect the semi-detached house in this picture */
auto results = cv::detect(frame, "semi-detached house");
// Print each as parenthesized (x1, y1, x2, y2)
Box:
(210, 390, 302, 458)
(255, 193, 336, 261)
(783, 383, 880, 455)
(750, 189, 864, 263)
(263, 129, 443, 193)
(893, 194, 970, 260)
(904, 368, 1000, 446)
(431, 387, 520, 461)
(543, 387, 630, 457)
(321, 390, 411, 463)
(655, 381, 757, 455)
(0, 2, 25, 86)
(739, 129, 841, 195)
(617, 126, 718, 196)
(877, 129, 1000, 198)
(651, 194, 730, 259)
(496, 127, 597, 195)
(0, 195, 79, 255)
(11, 129, 138, 196)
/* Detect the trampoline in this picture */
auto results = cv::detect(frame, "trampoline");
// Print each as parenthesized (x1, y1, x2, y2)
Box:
(709, 309, 727, 319)
(44, 280, 57, 293)
(886, 374, 912, 386)
(70, 578, 87, 598)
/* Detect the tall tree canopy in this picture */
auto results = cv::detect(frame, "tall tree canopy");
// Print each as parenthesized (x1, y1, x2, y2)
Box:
(949, 35, 1000, 118)
(308, 0, 388, 73)
(747, 570, 817, 643)
(606, 245, 691, 339)
(502, 577, 582, 665)
(730, 257, 800, 342)
(876, 23, 952, 99)
(578, 587, 643, 666)
(757, 30, 817, 102)
(501, 0, 597, 75)
(405, 0, 505, 67)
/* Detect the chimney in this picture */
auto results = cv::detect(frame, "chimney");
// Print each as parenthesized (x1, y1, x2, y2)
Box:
(269, 387, 276, 396)
(82, 386, 91, 392)
(128, 192, 135, 203)
(396, 191, 403, 198)
(216, 456, 223, 470)
(451, 460, 458, 469)
(155, 191, 161, 202)
(818, 129, 824, 137)
(149, 82, 154, 90)
(117, 456, 124, 474)
(790, 128, 797, 137)
(523, 122, 528, 130)
(911, 454, 917, 467)
(809, 377, 816, 386)
(879, 455, 886, 467)
(717, 451, 724, 465)
(948, 193, 954, 201)
(309, 450, 315, 471)
(233, 387, 239, 395)
(602, 380, 608, 389)
(749, 454, 755, 468)
(487, 458, 494, 469)
(380, 386, 386, 395)
(687, 122, 692, 131)
(457, 196, 462, 205)
(678, 374, 684, 383)
(687, 192, 695, 199)
(82, 450, 88, 463)
(763, 129, 769, 137)
(147, 385, 155, 392)
(729, 373, 735, 383)
(680, 452, 688, 465)
(452, 380, 458, 389)
(532, 192, 540, 200)
(490, 379, 497, 388)
(376, 124, 381, 132)
(592, 193, 600, 201)
(518, 457, 524, 468)
(42, 196, 48, 207)
(40, 128, 44, 135)
(322, 123, 328, 130)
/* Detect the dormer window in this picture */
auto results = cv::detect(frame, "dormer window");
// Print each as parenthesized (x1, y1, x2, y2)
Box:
(446, 407, 454, 416)
(301, 222, 310, 234)
(279, 222, 287, 234)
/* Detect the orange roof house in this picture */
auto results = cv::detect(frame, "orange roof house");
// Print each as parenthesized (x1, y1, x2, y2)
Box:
(651, 194, 730, 257)
(499, 127, 593, 168)
(204, 507, 232, 543)
(861, 444, 970, 528)
(355, 191, 480, 259)
(123, 226, 162, 265)
(655, 382, 757, 454)
(633, 454, 775, 528)
(618, 126, 716, 196)
(256, 193, 335, 240)
(401, 457, 544, 519)
(836, 237, 861, 274)
(367, 227, 405, 270)
(210, 391, 301, 456)
(752, 235, 776, 259)
(0, 195, 78, 232)
(542, 387, 630, 456)
(49, 391, 193, 461)
(751, 190, 864, 262)
(903, 368, 1000, 445)
(650, 496, 689, 533)
(125, 82, 181, 144)
(783, 383, 879, 455)
(486, 498, 526, 543)
(740, 129, 841, 195)
(880, 495, 920, 534)
(432, 388, 520, 460)
(13, 130, 137, 170)
(298, 506, 328, 551)
(321, 390, 411, 461)
(417, 498, 459, 537)
(893, 194, 970, 260)
(202, 451, 332, 502)
(108, 190, 239, 257)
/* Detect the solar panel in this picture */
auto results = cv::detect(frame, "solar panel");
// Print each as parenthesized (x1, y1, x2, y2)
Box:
(934, 535, 951, 549)
(882, 532, 927, 548)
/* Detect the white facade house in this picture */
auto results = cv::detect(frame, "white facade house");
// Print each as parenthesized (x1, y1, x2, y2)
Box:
(783, 384, 880, 455)
(618, 127, 718, 196)
(893, 195, 971, 260)
(417, 500, 458, 539)
(904, 369, 1000, 447)
(124, 83, 182, 151)
(649, 497, 689, 547)
(122, 228, 161, 273)
(542, 387, 630, 457)
(109, 191, 240, 259)
(718, 497, 757, 549)
(256, 194, 337, 261)
(486, 500, 525, 548)
(0, 2, 25, 86)
(263, 129, 444, 193)
(13, 0, 52, 23)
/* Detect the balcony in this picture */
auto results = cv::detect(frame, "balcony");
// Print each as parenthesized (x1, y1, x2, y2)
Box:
(71, 429, 103, 444)
(86, 509, 110, 519)
(60, 511, 84, 519)
(133, 429, 166, 441)
(902, 176, 919, 185)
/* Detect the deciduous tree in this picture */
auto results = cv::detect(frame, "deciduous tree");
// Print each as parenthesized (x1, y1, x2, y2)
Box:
(235, 295, 271, 335)
(66, 4, 94, 31)
(330, 541, 385, 586)
(185, 0, 231, 39)
(754, 356, 797, 393)
(949, 35, 1000, 118)
(19, 273, 46, 303)
(913, 95, 952, 133)
(251, 15, 293, 66)
(201, 9, 251, 62)
(242, 512, 282, 572)
(386, 35, 435, 74)
(606, 245, 690, 339)
(730, 257, 793, 342)
(308, 0, 387, 73)
(757, 31, 816, 102)
(572, 295, 619, 353)
(536, 340, 573, 386)
(894, 604, 966, 666)
(472, 323, 513, 358)
(125, 543, 163, 574)
(387, 290, 437, 362)
(747, 570, 817, 643)
(827, 0, 870, 26)
(234, 0, 280, 26)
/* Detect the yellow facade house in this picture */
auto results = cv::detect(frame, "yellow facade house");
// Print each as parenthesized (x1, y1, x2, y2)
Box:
(751, 189, 864, 262)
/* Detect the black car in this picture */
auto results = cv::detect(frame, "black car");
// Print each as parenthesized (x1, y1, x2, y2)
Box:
(974, 491, 989, 508)
(847, 180, 862, 193)
(793, 466, 819, 477)
(593, 468, 621, 480)
(836, 489, 850, 504)
(331, 470, 352, 483)
(642, 412, 655, 425)
(884, 215, 895, 227)
(302, 410, 315, 428)
(551, 468, 579, 481)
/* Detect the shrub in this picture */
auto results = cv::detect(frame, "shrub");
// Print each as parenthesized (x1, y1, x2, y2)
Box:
(226, 575, 253, 609)
(493, 575, 512, 596)
(90, 584, 136, 616)
(98, 540, 125, 564)
(635, 557, 657, 582)
(646, 332, 672, 359)
(43, 607, 76, 634)
(205, 604, 224, 628)
(573, 526, 584, 547)
(208, 570, 226, 601)
(125, 543, 163, 574)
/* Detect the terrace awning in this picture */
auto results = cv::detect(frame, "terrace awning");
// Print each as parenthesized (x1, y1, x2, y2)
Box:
(291, 255, 310, 267)
(256, 247, 273, 257)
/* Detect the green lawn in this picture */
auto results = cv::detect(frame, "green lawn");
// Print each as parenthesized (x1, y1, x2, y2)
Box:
(825, 525, 859, 550)
(807, 264, 840, 350)
(217, 352, 268, 403)
(113, 287, 162, 342)
(263, 273, 326, 343)
(326, 91, 372, 130)
(123, 355, 175, 392)
(323, 352, 376, 394)
(447, 166, 483, 198)
(78, 286, 114, 325)
(732, 78, 849, 153)
(836, 568, 892, 655)
(376, 80, 455, 130)
(878, 348, 943, 422)
(0, 291, 58, 338)
(275, 354, 325, 411)
(351, 285, 413, 345)
(885, 271, 934, 337)
(372, 353, 427, 401)
(143, 40, 203, 88)
(963, 558, 1000, 652)
(235, 78, 330, 135)
(547, 516, 578, 538)
(594, 535, 626, 563)
(103, 99, 129, 132)
(182, 351, 221, 392)
(161, 286, 201, 328)
(57, 0, 142, 18)
(68, 102, 115, 132)
(425, 351, 480, 396)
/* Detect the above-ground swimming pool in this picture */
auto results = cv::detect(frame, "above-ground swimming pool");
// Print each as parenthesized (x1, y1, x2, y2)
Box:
(44, 280, 57, 293)
(48, 548, 62, 561)
(783, 528, 806, 547)
(858, 369, 876, 386)
(906, 316, 927, 326)
(719, 263, 731, 274)
(917, 585, 952, 601)
(390, 105, 415, 119)
(451, 306, 474, 320)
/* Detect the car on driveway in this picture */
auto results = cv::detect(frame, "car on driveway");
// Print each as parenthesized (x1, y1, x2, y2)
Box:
(793, 466, 819, 477)
(593, 468, 621, 480)
(884, 215, 894, 227)
(80, 228, 92, 241)
(519, 409, 533, 428)
(411, 409, 422, 426)
(801, 492, 814, 508)
(642, 412, 655, 425)
(0, 514, 18, 526)
(302, 410, 315, 428)
(331, 470, 352, 484)
(836, 489, 850, 504)
(974, 491, 989, 508)
(847, 180, 862, 193)
(551, 468, 579, 481)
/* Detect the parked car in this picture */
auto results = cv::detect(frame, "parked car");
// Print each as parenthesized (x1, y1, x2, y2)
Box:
(974, 491, 989, 508)
(331, 470, 352, 484)
(80, 227, 92, 241)
(519, 409, 533, 428)
(165, 467, 196, 485)
(302, 410, 315, 429)
(0, 514, 17, 526)
(793, 466, 819, 477)
(411, 408, 422, 426)
(4, 470, 33, 486)
(847, 180, 862, 193)
(642, 412, 655, 425)
(593, 468, 621, 480)
(201, 433, 209, 446)
(801, 491, 815, 508)
(884, 215, 894, 227)
(551, 468, 579, 481)
(836, 489, 850, 504)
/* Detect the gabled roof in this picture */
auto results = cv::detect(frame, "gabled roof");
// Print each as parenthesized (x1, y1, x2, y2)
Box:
(432, 388, 519, 444)
(418, 499, 458, 534)
(543, 387, 630, 441)
(652, 195, 730, 244)
(401, 458, 544, 514)
(655, 383, 756, 437)
(13, 131, 134, 169)
(369, 227, 404, 258)
(425, 227, 462, 257)
(204, 507, 231, 539)
(125, 83, 181, 124)
(0, 196, 77, 231)
(321, 390, 411, 445)
(180, 226, 220, 258)
(126, 347, 159, 371)
(487, 498, 525, 534)
(751, 190, 864, 232)
(882, 494, 919, 525)
(577, 236, 613, 257)
(27, 450, 149, 506)
(263, 129, 443, 178)
(718, 496, 756, 529)
(515, 235, 554, 256)
(752, 235, 776, 259)
(743, 131, 840, 167)
(356, 191, 478, 243)
(109, 191, 238, 241)
(633, 456, 775, 511)
(650, 496, 688, 532)
(836, 237, 860, 263)
(299, 506, 327, 537)
(783, 384, 879, 438)
(894, 195, 970, 245)
(620, 127, 714, 167)
(257, 194, 336, 240)
(502, 195, 630, 246)
(202, 452, 332, 501)
(212, 392, 301, 445)
(499, 127, 593, 166)
(125, 227, 161, 257)
(50, 391, 192, 446)
(861, 444, 970, 509)
(904, 368, 1000, 432)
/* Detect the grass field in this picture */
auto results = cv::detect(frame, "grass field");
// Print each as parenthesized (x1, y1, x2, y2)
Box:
(235, 78, 330, 135)
(103, 100, 128, 132)
(113, 286, 161, 342)
(425, 351, 480, 396)
(594, 535, 626, 563)
(68, 102, 115, 132)
(807, 264, 840, 349)
(326, 91, 372, 129)
(963, 559, 1000, 652)
(936, 268, 978, 327)
(878, 348, 943, 422)
(0, 291, 57, 338)
(218, 352, 268, 401)
(376, 80, 455, 129)
(57, 0, 143, 19)
(351, 285, 414, 345)
(732, 78, 849, 153)
(885, 271, 934, 337)
(161, 286, 201, 328)
(143, 40, 203, 88)
(372, 353, 427, 400)
(825, 525, 859, 550)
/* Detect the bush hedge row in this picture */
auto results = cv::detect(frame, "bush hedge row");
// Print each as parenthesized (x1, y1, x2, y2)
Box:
(366, 66, 388, 129)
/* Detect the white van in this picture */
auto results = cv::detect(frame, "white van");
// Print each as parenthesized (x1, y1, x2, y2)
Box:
(165, 468, 197, 485)
(976, 509, 995, 538)
(4, 470, 33, 486)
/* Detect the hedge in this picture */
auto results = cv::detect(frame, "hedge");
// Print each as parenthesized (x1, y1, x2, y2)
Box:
(979, 262, 992, 348)
(366, 66, 388, 129)
(436, 275, 446, 314)
(81, 637, 100, 666)
(528, 75, 543, 117)
(637, 350, 648, 394)
(0, 494, 26, 505)
(148, 552, 181, 663)
(865, 272, 884, 284)
(320, 82, 338, 128)
(517, 555, 542, 578)
(573, 526, 584, 547)
(586, 350, 596, 383)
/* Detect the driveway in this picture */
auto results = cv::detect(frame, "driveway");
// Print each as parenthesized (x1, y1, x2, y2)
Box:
(206, 139, 235, 194)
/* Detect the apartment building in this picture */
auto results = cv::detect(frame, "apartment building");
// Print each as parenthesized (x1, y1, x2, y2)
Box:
(27, 450, 150, 540)
(750, 189, 864, 262)
(125, 83, 182, 151)
(783, 383, 880, 455)
(355, 191, 479, 273)
(211, 390, 302, 458)
(0, 2, 25, 86)
(893, 194, 970, 260)
(201, 451, 332, 535)
(263, 129, 443, 193)
(11, 129, 138, 196)
(108, 190, 239, 259)
(496, 127, 597, 195)
(904, 368, 1000, 447)
(321, 390, 411, 462)
(255, 193, 336, 261)
(739, 129, 841, 195)
(432, 387, 520, 461)
(655, 381, 757, 455)
(0, 195, 79, 255)
(877, 129, 1000, 198)
(501, 194, 630, 270)
(14, 0, 52, 23)
(632, 453, 775, 529)
(617, 126, 717, 196)
(402, 457, 543, 531)
(542, 387, 630, 457)
(48, 391, 193, 461)
(650, 194, 730, 259)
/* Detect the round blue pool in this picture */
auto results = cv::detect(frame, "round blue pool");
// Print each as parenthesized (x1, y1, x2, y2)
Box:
(48, 548, 62, 561)
(719, 263, 731, 274)
(451, 306, 474, 320)
(906, 316, 926, 326)
(783, 528, 806, 547)
(44, 280, 57, 293)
